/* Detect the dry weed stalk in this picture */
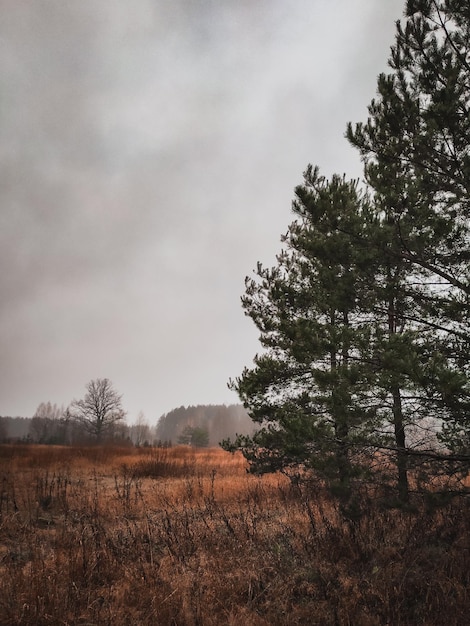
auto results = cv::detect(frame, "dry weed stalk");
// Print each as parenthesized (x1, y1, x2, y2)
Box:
(0, 444, 468, 625)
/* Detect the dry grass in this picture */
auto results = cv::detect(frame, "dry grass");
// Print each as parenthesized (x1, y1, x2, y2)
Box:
(0, 444, 468, 625)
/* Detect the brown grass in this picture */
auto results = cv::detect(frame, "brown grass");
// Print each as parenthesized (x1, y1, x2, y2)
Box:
(0, 444, 468, 625)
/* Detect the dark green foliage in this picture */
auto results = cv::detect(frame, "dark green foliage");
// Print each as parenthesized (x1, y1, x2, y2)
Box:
(227, 0, 470, 502)
(225, 171, 382, 497)
(177, 425, 210, 448)
(347, 0, 470, 457)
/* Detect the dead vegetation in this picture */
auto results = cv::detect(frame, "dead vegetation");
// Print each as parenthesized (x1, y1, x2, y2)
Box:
(0, 444, 468, 625)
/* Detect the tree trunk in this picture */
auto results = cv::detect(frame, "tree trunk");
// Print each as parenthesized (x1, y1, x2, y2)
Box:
(331, 308, 352, 499)
(391, 383, 409, 503)
(387, 280, 409, 503)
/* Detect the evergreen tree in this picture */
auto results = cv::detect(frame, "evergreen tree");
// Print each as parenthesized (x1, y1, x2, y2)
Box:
(347, 0, 470, 463)
(225, 170, 381, 499)
(178, 425, 194, 445)
(227, 1, 470, 501)
(177, 424, 209, 447)
(190, 426, 210, 448)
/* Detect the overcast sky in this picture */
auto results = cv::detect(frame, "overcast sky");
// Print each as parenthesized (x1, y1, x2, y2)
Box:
(1, 0, 405, 424)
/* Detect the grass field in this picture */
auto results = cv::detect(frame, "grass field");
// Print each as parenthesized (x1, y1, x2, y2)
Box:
(0, 444, 468, 625)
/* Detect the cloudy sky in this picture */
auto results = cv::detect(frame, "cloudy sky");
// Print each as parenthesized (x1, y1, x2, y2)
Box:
(1, 0, 405, 424)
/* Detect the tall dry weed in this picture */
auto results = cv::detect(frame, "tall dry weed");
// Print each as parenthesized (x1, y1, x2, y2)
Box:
(0, 444, 468, 625)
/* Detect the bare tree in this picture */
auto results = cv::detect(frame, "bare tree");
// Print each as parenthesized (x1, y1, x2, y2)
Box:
(29, 402, 64, 443)
(131, 411, 151, 446)
(70, 378, 126, 441)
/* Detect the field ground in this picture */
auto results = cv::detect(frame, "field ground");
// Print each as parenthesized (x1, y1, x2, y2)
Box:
(0, 444, 468, 625)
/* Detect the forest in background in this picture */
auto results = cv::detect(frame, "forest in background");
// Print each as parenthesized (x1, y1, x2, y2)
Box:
(0, 403, 254, 448)
(155, 404, 255, 447)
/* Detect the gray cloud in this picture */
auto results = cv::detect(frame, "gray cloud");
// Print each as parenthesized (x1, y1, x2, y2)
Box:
(1, 0, 405, 421)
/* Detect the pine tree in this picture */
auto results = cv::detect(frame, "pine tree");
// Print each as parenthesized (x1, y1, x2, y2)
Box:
(224, 169, 382, 500)
(347, 0, 470, 466)
(227, 1, 470, 500)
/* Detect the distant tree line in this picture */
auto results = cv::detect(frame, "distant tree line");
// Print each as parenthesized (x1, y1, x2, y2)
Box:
(0, 381, 255, 448)
(0, 416, 31, 441)
(155, 404, 256, 448)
